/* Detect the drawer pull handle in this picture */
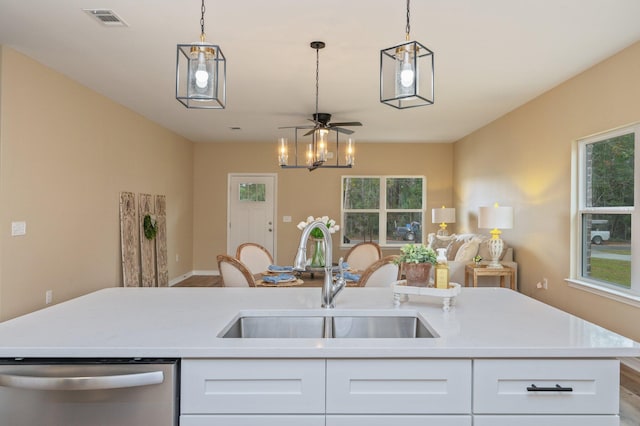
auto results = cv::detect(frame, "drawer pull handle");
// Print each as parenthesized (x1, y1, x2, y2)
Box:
(527, 384, 573, 392)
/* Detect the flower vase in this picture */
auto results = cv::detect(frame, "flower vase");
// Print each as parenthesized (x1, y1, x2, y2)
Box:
(310, 238, 326, 268)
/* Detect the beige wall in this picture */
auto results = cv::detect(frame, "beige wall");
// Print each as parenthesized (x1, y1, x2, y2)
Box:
(0, 47, 194, 320)
(454, 41, 640, 341)
(193, 142, 453, 270)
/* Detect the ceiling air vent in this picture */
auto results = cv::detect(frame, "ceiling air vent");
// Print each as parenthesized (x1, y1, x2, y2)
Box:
(83, 9, 128, 27)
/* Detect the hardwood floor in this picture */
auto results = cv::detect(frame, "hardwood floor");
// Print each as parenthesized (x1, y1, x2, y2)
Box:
(175, 275, 640, 424)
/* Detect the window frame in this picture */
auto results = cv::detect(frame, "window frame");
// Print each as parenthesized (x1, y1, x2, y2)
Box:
(569, 123, 639, 304)
(341, 175, 426, 248)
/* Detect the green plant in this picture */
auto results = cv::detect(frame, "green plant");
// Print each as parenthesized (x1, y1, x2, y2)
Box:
(143, 214, 157, 240)
(395, 243, 437, 265)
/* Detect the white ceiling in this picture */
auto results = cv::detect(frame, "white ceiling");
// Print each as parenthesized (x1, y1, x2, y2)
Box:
(1, 0, 640, 144)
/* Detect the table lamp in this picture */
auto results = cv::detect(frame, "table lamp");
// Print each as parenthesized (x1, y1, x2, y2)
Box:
(432, 206, 456, 236)
(478, 203, 514, 269)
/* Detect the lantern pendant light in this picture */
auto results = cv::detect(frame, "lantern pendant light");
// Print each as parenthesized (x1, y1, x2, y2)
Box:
(176, 0, 226, 109)
(380, 0, 434, 109)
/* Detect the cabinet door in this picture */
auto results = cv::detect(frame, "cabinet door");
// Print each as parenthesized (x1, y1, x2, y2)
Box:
(181, 359, 325, 414)
(180, 415, 326, 426)
(473, 415, 619, 426)
(327, 415, 472, 426)
(473, 359, 619, 414)
(326, 359, 471, 414)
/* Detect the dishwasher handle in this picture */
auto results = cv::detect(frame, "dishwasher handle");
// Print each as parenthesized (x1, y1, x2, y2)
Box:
(0, 370, 164, 391)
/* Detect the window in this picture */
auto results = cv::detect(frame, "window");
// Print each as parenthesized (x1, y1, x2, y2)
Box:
(238, 183, 266, 202)
(574, 124, 638, 297)
(342, 176, 425, 246)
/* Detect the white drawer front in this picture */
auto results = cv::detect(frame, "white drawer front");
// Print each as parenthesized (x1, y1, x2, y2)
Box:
(473, 359, 619, 414)
(327, 415, 472, 426)
(181, 414, 326, 426)
(474, 415, 619, 426)
(326, 359, 471, 414)
(181, 359, 325, 414)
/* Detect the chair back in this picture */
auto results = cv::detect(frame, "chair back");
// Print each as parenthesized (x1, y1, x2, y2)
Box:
(217, 254, 256, 287)
(235, 243, 274, 275)
(358, 255, 400, 287)
(345, 241, 382, 271)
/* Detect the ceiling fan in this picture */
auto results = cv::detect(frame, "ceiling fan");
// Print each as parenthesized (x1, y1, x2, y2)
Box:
(279, 41, 362, 137)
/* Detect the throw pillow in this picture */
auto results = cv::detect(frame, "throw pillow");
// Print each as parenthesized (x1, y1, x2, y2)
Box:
(427, 233, 456, 252)
(454, 238, 482, 262)
(446, 239, 465, 261)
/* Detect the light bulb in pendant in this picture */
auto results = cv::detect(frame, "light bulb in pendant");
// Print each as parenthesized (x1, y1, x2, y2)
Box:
(194, 52, 209, 89)
(400, 50, 415, 88)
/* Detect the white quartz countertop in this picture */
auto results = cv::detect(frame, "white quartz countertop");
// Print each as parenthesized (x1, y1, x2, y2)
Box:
(0, 287, 638, 359)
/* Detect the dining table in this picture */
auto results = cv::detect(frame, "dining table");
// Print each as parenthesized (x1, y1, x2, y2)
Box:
(255, 267, 362, 288)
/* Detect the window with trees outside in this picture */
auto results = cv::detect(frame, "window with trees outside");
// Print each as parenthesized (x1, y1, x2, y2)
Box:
(575, 124, 637, 298)
(342, 176, 425, 247)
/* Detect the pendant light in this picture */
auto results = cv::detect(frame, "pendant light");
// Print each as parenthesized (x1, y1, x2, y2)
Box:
(176, 0, 226, 109)
(380, 0, 434, 109)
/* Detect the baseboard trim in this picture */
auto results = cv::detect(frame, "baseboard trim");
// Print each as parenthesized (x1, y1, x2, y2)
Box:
(169, 270, 219, 286)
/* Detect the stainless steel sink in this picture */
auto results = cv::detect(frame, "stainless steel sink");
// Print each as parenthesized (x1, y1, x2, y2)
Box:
(219, 312, 437, 339)
(331, 315, 435, 338)
(220, 315, 326, 338)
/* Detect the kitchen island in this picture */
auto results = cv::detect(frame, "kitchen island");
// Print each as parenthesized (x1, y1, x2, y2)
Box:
(0, 287, 638, 425)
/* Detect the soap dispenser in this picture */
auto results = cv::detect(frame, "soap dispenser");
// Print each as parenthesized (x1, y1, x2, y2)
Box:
(434, 248, 449, 289)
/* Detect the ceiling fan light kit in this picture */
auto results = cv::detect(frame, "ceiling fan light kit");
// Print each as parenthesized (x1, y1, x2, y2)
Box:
(176, 0, 226, 109)
(278, 41, 360, 171)
(380, 0, 434, 109)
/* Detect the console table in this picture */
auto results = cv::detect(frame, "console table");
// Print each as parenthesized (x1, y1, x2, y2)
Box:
(465, 264, 516, 290)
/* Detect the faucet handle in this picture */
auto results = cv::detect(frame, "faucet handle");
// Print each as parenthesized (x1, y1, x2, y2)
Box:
(337, 257, 345, 277)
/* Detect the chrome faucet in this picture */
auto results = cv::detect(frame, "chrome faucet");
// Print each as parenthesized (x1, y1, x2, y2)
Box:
(293, 220, 346, 308)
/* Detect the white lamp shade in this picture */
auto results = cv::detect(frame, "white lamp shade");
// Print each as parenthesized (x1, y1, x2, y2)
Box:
(478, 205, 514, 230)
(432, 207, 456, 224)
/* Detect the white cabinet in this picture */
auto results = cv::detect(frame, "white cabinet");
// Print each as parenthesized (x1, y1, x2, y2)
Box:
(180, 358, 620, 426)
(181, 359, 325, 414)
(473, 359, 619, 414)
(473, 415, 619, 426)
(326, 415, 471, 426)
(473, 359, 620, 425)
(181, 415, 325, 426)
(326, 359, 471, 414)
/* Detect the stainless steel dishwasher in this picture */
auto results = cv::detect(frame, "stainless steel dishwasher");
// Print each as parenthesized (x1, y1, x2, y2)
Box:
(0, 358, 178, 426)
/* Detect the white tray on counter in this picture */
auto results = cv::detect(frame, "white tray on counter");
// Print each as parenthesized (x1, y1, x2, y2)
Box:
(392, 280, 461, 311)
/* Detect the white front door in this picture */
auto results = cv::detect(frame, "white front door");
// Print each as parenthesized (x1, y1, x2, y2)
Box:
(228, 174, 276, 258)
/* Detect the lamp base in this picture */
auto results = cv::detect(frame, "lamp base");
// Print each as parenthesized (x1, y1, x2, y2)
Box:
(487, 236, 504, 269)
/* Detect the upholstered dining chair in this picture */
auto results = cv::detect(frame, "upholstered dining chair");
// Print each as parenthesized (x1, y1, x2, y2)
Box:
(357, 255, 401, 287)
(216, 254, 257, 287)
(345, 241, 383, 271)
(235, 243, 274, 275)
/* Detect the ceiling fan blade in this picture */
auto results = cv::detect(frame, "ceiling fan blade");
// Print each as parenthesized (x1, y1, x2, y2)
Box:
(333, 127, 355, 135)
(329, 121, 362, 127)
(303, 129, 316, 136)
(278, 125, 314, 129)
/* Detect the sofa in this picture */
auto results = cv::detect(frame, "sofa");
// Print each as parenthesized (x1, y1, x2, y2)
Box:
(426, 233, 518, 288)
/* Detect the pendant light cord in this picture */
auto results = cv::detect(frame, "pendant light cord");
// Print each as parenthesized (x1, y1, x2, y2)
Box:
(200, 0, 206, 37)
(315, 46, 320, 119)
(405, 0, 411, 41)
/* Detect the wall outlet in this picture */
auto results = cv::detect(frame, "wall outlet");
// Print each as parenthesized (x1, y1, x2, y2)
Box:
(11, 221, 26, 236)
(283, 216, 292, 223)
(175, 254, 180, 262)
(536, 278, 549, 290)
(45, 290, 53, 305)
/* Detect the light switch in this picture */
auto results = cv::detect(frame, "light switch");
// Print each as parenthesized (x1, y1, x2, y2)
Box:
(283, 216, 292, 223)
(11, 221, 26, 236)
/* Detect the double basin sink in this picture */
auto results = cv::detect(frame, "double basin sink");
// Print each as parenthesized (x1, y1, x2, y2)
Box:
(219, 310, 438, 339)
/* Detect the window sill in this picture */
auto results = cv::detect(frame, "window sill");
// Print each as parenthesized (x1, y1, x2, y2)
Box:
(566, 278, 640, 308)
